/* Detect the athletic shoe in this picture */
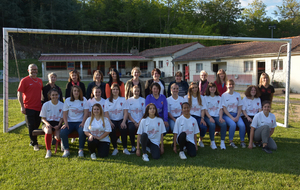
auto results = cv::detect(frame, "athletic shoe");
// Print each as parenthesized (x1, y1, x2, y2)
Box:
(45, 150, 52, 158)
(130, 146, 136, 154)
(91, 153, 97, 160)
(117, 138, 122, 144)
(78, 150, 84, 157)
(112, 148, 119, 156)
(198, 140, 205, 147)
(179, 151, 187, 160)
(262, 146, 272, 154)
(240, 142, 246, 148)
(210, 141, 217, 150)
(142, 154, 149, 162)
(220, 141, 226, 150)
(33, 145, 40, 151)
(252, 143, 256, 148)
(146, 147, 151, 154)
(62, 150, 70, 158)
(71, 138, 76, 143)
(183, 146, 187, 152)
(229, 142, 238, 148)
(123, 148, 131, 155)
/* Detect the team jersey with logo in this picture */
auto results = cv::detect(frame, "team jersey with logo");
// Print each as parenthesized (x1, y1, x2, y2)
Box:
(184, 95, 206, 116)
(203, 95, 222, 117)
(104, 97, 129, 121)
(87, 98, 106, 112)
(63, 97, 89, 122)
(40, 101, 64, 122)
(83, 117, 112, 142)
(173, 115, 199, 145)
(127, 97, 145, 123)
(242, 97, 261, 116)
(221, 92, 243, 113)
(167, 96, 185, 117)
(137, 117, 166, 146)
(251, 111, 277, 129)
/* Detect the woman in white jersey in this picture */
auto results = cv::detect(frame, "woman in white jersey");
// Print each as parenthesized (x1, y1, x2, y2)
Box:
(173, 102, 199, 159)
(241, 85, 262, 145)
(87, 86, 106, 115)
(184, 82, 207, 147)
(127, 85, 145, 153)
(104, 83, 130, 156)
(203, 82, 227, 150)
(248, 101, 277, 153)
(60, 86, 89, 157)
(136, 103, 166, 161)
(84, 103, 111, 159)
(222, 79, 246, 148)
(40, 89, 64, 158)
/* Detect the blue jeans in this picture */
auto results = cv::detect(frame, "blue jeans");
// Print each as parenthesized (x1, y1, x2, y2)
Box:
(60, 122, 86, 150)
(204, 116, 227, 141)
(223, 113, 245, 141)
(191, 115, 207, 138)
(168, 116, 179, 133)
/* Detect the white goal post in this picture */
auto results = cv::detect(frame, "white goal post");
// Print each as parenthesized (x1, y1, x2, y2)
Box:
(2, 27, 292, 132)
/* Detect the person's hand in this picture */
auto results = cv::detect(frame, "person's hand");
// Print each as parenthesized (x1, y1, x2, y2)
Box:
(164, 121, 169, 128)
(53, 125, 60, 130)
(233, 117, 239, 123)
(110, 121, 115, 129)
(195, 145, 198, 151)
(136, 149, 141, 156)
(88, 135, 94, 141)
(79, 122, 84, 128)
(173, 145, 177, 153)
(200, 119, 207, 126)
(247, 116, 252, 122)
(46, 124, 52, 129)
(160, 146, 164, 154)
(61, 123, 69, 129)
(120, 122, 127, 129)
(209, 117, 215, 123)
(248, 144, 253, 149)
(21, 107, 26, 114)
(134, 122, 139, 128)
(219, 117, 225, 123)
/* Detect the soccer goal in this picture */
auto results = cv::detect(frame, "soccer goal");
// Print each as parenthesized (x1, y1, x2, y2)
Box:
(2, 27, 292, 132)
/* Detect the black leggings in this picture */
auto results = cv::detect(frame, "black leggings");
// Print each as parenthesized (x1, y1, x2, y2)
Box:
(87, 139, 110, 158)
(141, 133, 161, 159)
(25, 109, 41, 146)
(178, 132, 196, 157)
(109, 119, 128, 149)
(128, 122, 137, 147)
(241, 115, 254, 140)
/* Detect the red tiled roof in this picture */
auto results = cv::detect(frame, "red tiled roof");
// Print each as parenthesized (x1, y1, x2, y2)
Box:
(139, 42, 200, 57)
(39, 55, 150, 62)
(174, 36, 300, 62)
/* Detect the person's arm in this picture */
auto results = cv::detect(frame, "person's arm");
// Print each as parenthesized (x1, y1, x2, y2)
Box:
(61, 111, 69, 129)
(105, 83, 111, 99)
(242, 110, 252, 122)
(173, 133, 177, 153)
(160, 133, 164, 154)
(105, 111, 115, 128)
(136, 134, 141, 156)
(17, 91, 26, 114)
(200, 110, 206, 126)
(205, 110, 215, 124)
(234, 106, 242, 122)
(248, 127, 255, 149)
(223, 106, 235, 120)
(120, 109, 128, 129)
(54, 118, 63, 130)
(79, 109, 89, 128)
(41, 117, 51, 127)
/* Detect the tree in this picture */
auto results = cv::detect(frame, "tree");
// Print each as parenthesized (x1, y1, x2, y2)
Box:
(242, 0, 267, 20)
(274, 0, 300, 20)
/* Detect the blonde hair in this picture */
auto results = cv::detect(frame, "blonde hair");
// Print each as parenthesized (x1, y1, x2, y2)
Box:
(258, 73, 270, 87)
(89, 103, 105, 130)
(131, 67, 141, 76)
(187, 82, 202, 106)
(200, 70, 207, 76)
(48, 72, 57, 80)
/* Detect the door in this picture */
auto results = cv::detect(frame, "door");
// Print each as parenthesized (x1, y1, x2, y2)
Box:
(257, 61, 265, 84)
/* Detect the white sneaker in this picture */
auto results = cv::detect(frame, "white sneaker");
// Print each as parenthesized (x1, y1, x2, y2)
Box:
(78, 150, 84, 157)
(252, 143, 256, 148)
(112, 148, 119, 156)
(210, 141, 217, 150)
(229, 142, 238, 148)
(117, 138, 122, 144)
(220, 141, 226, 150)
(123, 148, 130, 155)
(33, 145, 40, 151)
(130, 146, 136, 154)
(146, 147, 151, 153)
(45, 150, 51, 158)
(71, 138, 76, 143)
(62, 150, 70, 157)
(142, 154, 149, 162)
(179, 151, 187, 160)
(198, 140, 205, 147)
(183, 146, 187, 152)
(91, 153, 97, 160)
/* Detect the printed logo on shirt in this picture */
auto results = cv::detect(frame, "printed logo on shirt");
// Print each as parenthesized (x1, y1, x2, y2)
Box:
(261, 88, 266, 93)
(103, 105, 105, 109)
(148, 128, 159, 135)
(236, 97, 239, 101)
(209, 106, 218, 112)
(249, 108, 258, 114)
(271, 120, 273, 123)
(180, 102, 182, 106)
(171, 108, 181, 114)
(257, 102, 259, 106)
(131, 108, 142, 114)
(71, 108, 83, 114)
(141, 103, 144, 107)
(120, 102, 123, 106)
(81, 103, 83, 107)
(161, 101, 163, 105)
(191, 106, 200, 112)
(228, 104, 238, 109)
(185, 129, 193, 135)
(158, 122, 160, 126)
(267, 89, 271, 93)
(192, 123, 195, 127)
(59, 109, 62, 113)
(110, 109, 122, 114)
(217, 100, 220, 104)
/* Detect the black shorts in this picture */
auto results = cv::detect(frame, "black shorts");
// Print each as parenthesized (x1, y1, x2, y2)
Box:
(42, 121, 59, 131)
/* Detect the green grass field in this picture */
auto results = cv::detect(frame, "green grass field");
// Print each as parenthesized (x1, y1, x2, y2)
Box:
(0, 100, 300, 189)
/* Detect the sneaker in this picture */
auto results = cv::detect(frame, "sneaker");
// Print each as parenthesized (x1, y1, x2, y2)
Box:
(240, 142, 246, 148)
(198, 140, 205, 147)
(78, 150, 84, 157)
(229, 142, 238, 148)
(62, 150, 70, 157)
(71, 138, 76, 143)
(210, 141, 217, 150)
(123, 148, 130, 155)
(220, 141, 226, 150)
(112, 148, 119, 156)
(262, 146, 272, 154)
(183, 146, 187, 152)
(91, 153, 97, 160)
(33, 145, 40, 151)
(130, 146, 136, 154)
(45, 150, 52, 158)
(142, 154, 149, 162)
(179, 151, 187, 160)
(146, 147, 151, 154)
(117, 138, 122, 144)
(252, 143, 256, 148)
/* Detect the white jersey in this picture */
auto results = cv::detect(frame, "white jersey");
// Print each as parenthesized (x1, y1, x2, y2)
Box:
(251, 111, 277, 129)
(63, 97, 89, 122)
(83, 117, 111, 142)
(173, 115, 199, 145)
(203, 95, 222, 117)
(137, 117, 166, 146)
(167, 96, 185, 117)
(127, 97, 145, 123)
(40, 101, 64, 122)
(221, 92, 243, 113)
(88, 98, 106, 112)
(104, 97, 129, 121)
(184, 95, 206, 116)
(242, 97, 261, 116)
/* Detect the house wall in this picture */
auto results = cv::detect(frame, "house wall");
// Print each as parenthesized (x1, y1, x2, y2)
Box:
(151, 56, 174, 77)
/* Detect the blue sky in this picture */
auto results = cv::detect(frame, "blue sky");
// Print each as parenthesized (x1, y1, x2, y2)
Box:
(240, 0, 283, 20)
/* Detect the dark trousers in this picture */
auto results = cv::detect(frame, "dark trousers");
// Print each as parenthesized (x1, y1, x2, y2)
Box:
(109, 119, 128, 149)
(88, 139, 110, 158)
(25, 109, 41, 146)
(128, 122, 137, 147)
(178, 132, 197, 157)
(241, 115, 254, 140)
(141, 133, 160, 159)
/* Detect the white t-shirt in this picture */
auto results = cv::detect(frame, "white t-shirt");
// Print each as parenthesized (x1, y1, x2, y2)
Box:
(167, 96, 185, 117)
(184, 95, 206, 116)
(63, 97, 89, 122)
(251, 111, 277, 129)
(127, 97, 146, 123)
(104, 97, 129, 121)
(242, 97, 261, 116)
(88, 98, 106, 112)
(173, 115, 199, 145)
(137, 117, 166, 146)
(203, 95, 222, 117)
(40, 101, 64, 122)
(83, 117, 111, 142)
(221, 92, 243, 113)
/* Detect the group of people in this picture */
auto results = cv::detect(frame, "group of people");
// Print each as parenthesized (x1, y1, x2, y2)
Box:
(18, 64, 278, 162)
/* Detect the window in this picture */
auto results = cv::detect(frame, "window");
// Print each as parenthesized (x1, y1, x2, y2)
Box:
(178, 64, 180, 70)
(46, 62, 67, 70)
(74, 61, 91, 70)
(159, 61, 163, 68)
(140, 62, 148, 70)
(244, 61, 253, 72)
(271, 60, 283, 71)
(196, 63, 203, 73)
(118, 61, 125, 69)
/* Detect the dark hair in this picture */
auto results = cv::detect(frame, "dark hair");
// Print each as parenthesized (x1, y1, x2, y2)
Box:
(205, 82, 220, 96)
(142, 103, 160, 119)
(70, 85, 83, 101)
(91, 86, 102, 99)
(175, 71, 183, 77)
(109, 83, 121, 102)
(47, 88, 59, 100)
(151, 68, 161, 76)
(150, 83, 161, 94)
(181, 102, 190, 109)
(93, 70, 104, 82)
(108, 68, 122, 86)
(216, 69, 227, 84)
(244, 85, 261, 98)
(68, 70, 80, 82)
(262, 100, 271, 107)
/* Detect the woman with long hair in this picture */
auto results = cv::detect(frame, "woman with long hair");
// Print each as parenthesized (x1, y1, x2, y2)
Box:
(86, 70, 106, 99)
(105, 68, 125, 98)
(214, 69, 228, 96)
(125, 67, 145, 99)
(258, 73, 275, 103)
(87, 86, 106, 114)
(65, 70, 86, 99)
